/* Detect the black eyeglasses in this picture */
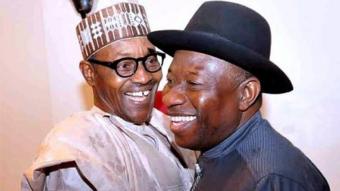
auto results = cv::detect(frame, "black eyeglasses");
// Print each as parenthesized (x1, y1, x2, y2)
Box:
(88, 52, 166, 78)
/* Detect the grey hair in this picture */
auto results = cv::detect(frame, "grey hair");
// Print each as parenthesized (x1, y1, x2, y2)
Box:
(226, 63, 254, 87)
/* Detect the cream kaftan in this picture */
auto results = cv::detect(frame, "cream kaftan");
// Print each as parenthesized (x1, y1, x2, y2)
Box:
(21, 107, 193, 191)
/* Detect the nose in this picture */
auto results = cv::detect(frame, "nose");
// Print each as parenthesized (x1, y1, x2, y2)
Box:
(162, 85, 186, 109)
(131, 63, 152, 84)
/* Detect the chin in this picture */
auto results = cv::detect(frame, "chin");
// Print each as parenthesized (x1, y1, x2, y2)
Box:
(174, 136, 197, 150)
(129, 113, 151, 125)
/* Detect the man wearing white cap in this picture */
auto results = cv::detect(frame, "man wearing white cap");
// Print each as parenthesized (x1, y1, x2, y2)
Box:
(21, 0, 193, 190)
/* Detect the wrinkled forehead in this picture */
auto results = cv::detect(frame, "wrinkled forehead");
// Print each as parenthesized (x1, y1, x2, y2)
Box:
(93, 37, 155, 60)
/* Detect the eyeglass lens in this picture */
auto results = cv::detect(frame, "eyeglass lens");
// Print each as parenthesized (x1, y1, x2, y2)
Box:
(116, 54, 162, 77)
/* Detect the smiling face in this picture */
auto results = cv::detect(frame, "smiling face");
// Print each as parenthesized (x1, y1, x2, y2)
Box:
(80, 37, 162, 124)
(163, 50, 253, 151)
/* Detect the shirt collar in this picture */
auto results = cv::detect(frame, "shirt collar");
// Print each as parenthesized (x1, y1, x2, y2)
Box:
(90, 106, 170, 138)
(201, 111, 262, 159)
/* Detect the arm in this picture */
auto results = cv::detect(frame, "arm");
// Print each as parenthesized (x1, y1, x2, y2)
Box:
(21, 162, 93, 191)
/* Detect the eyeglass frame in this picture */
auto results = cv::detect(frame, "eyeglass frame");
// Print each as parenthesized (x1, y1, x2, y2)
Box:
(88, 51, 166, 78)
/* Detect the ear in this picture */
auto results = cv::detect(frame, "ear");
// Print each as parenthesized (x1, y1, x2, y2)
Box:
(238, 77, 261, 111)
(79, 60, 96, 86)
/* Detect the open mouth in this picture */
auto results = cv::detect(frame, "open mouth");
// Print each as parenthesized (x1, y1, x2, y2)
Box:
(169, 115, 197, 133)
(125, 90, 151, 102)
(170, 115, 197, 123)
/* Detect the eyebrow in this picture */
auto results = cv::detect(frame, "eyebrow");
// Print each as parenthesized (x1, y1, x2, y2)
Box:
(167, 68, 200, 78)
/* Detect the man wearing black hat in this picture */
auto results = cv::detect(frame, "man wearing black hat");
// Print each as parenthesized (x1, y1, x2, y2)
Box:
(148, 1, 330, 191)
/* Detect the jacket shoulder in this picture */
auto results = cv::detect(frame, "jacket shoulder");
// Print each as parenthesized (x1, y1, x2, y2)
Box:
(237, 119, 330, 190)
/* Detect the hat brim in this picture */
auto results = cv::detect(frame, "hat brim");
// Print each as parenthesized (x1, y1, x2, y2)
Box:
(148, 30, 293, 94)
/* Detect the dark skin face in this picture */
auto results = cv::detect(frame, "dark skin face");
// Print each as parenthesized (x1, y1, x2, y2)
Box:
(80, 37, 162, 124)
(163, 50, 261, 151)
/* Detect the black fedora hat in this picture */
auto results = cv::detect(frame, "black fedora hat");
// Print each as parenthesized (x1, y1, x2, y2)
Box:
(148, 1, 293, 94)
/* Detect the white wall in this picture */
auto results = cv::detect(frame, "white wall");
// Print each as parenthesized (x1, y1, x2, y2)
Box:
(0, 0, 339, 190)
(0, 0, 53, 190)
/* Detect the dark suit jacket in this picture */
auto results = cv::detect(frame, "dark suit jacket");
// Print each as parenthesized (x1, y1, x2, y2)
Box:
(193, 112, 329, 191)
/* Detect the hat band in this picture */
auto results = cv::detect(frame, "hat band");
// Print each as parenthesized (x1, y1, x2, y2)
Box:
(76, 3, 150, 60)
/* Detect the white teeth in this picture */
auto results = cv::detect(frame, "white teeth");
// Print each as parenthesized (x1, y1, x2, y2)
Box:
(170, 116, 196, 122)
(126, 90, 150, 97)
(134, 92, 143, 97)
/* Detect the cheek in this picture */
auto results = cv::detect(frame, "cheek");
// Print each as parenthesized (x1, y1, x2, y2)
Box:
(96, 69, 124, 89)
(97, 75, 127, 105)
(195, 91, 238, 129)
(195, 91, 219, 117)
(196, 95, 219, 130)
(105, 79, 125, 97)
(188, 93, 215, 133)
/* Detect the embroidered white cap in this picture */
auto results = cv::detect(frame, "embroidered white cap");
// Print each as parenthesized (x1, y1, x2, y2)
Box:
(76, 0, 150, 60)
